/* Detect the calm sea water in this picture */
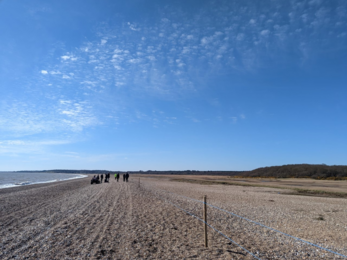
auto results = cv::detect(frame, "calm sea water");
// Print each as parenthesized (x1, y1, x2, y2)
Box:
(0, 172, 87, 189)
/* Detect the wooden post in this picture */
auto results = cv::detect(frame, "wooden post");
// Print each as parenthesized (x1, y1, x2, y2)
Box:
(203, 195, 208, 247)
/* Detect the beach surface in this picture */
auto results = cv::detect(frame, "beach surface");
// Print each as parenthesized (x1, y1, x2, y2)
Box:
(1, 176, 346, 259)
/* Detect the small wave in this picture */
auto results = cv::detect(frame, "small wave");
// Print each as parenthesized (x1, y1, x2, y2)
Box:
(35, 179, 59, 185)
(0, 183, 17, 189)
(15, 182, 32, 186)
(0, 174, 88, 190)
(33, 174, 88, 185)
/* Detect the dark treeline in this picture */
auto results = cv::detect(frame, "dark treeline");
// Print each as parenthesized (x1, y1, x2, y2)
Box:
(239, 164, 347, 180)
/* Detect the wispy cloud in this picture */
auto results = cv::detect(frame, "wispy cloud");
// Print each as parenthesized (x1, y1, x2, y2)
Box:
(229, 113, 246, 124)
(127, 22, 141, 31)
(0, 99, 99, 135)
(39, 0, 346, 100)
(0, 139, 71, 155)
(230, 116, 238, 124)
(3, 0, 345, 136)
(58, 100, 99, 131)
(61, 53, 78, 61)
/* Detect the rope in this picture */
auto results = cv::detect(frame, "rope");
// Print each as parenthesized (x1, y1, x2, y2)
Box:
(156, 188, 347, 259)
(152, 191, 262, 260)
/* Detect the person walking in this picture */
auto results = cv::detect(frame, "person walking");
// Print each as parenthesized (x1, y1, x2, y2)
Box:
(125, 172, 129, 182)
(100, 174, 103, 183)
(116, 173, 119, 182)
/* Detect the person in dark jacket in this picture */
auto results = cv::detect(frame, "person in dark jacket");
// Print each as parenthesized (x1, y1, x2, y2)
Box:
(125, 172, 129, 182)
(100, 174, 103, 183)
(91, 175, 96, 184)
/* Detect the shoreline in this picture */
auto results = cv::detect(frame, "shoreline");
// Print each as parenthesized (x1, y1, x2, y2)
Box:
(0, 173, 88, 191)
(0, 175, 90, 195)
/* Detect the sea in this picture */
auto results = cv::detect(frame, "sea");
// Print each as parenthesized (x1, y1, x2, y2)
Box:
(0, 172, 87, 189)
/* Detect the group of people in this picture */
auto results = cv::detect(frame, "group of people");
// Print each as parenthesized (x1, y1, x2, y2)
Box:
(90, 173, 110, 184)
(114, 172, 130, 182)
(91, 172, 129, 184)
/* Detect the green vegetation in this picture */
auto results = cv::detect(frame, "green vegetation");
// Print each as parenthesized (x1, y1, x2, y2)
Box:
(236, 164, 347, 180)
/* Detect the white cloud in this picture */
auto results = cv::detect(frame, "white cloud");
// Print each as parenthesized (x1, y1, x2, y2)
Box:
(0, 97, 100, 136)
(61, 55, 70, 60)
(61, 54, 77, 61)
(230, 117, 238, 123)
(0, 139, 72, 155)
(127, 22, 140, 31)
(41, 70, 48, 74)
(50, 70, 61, 75)
(0, 140, 70, 146)
(182, 47, 190, 54)
(201, 37, 210, 45)
(61, 110, 76, 116)
(58, 100, 99, 131)
(60, 100, 71, 105)
(260, 30, 270, 36)
(25, 0, 347, 130)
(81, 81, 97, 86)
(128, 58, 141, 64)
(236, 33, 244, 41)
(115, 82, 124, 87)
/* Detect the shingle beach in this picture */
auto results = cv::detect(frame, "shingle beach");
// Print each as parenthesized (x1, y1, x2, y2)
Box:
(1, 176, 346, 259)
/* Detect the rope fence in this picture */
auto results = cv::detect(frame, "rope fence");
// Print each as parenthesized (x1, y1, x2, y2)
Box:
(151, 189, 262, 259)
(149, 186, 347, 259)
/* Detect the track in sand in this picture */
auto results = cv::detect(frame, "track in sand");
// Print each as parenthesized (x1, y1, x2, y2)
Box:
(1, 177, 346, 259)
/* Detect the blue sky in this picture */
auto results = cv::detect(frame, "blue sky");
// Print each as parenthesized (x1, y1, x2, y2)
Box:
(0, 0, 346, 171)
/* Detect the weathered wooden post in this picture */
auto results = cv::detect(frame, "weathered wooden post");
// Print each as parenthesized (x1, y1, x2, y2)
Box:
(203, 195, 208, 247)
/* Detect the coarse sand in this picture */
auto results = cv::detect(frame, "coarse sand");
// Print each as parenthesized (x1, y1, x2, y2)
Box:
(0, 175, 346, 259)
